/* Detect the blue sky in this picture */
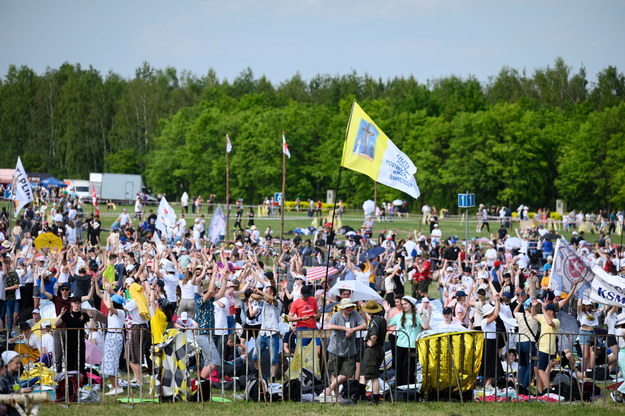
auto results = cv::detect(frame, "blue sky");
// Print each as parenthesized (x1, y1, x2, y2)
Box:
(1, 0, 624, 85)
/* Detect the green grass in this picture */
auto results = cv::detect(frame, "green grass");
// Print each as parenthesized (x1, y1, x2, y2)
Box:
(38, 399, 625, 416)
(3, 199, 608, 246)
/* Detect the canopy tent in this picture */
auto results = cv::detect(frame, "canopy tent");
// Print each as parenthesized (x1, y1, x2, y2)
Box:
(40, 177, 67, 188)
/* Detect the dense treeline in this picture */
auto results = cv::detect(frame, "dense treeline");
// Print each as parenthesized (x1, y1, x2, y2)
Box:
(1, 58, 624, 211)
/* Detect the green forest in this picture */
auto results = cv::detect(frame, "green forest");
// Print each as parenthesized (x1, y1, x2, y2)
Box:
(1, 57, 624, 212)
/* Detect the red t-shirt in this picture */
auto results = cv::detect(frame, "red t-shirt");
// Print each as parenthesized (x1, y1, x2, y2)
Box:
(417, 260, 431, 281)
(289, 297, 318, 329)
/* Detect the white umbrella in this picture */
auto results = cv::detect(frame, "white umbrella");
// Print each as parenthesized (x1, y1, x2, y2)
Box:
(392, 199, 403, 206)
(362, 200, 375, 216)
(327, 280, 383, 302)
(504, 237, 522, 250)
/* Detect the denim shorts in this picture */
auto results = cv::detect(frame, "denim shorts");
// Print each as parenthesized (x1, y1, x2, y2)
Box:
(538, 351, 555, 371)
(578, 330, 593, 345)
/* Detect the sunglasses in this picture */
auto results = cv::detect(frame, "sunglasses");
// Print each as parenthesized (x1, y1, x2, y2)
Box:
(60, 287, 70, 291)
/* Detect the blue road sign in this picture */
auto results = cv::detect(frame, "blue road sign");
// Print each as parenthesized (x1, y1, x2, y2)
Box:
(458, 193, 475, 208)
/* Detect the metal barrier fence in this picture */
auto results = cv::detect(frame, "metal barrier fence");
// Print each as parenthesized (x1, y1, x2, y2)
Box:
(3, 326, 623, 405)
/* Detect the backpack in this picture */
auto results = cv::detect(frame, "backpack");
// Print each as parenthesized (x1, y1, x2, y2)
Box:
(282, 379, 302, 402)
(54, 371, 82, 403)
(246, 377, 267, 401)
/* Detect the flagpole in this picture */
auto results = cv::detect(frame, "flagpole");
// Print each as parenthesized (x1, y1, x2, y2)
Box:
(320, 99, 356, 328)
(280, 131, 286, 247)
(225, 134, 230, 244)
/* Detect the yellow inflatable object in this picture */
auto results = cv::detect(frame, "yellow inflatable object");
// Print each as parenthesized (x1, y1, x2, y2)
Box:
(417, 330, 484, 397)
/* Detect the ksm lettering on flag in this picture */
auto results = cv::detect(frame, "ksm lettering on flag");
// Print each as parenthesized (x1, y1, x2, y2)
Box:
(549, 239, 594, 294)
(155, 197, 176, 237)
(341, 101, 420, 199)
(209, 204, 227, 244)
(588, 264, 625, 307)
(11, 157, 34, 218)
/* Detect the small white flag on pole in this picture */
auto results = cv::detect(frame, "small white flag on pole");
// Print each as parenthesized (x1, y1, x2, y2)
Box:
(11, 157, 34, 218)
(155, 197, 176, 237)
(282, 133, 291, 158)
(151, 231, 165, 253)
(226, 134, 232, 153)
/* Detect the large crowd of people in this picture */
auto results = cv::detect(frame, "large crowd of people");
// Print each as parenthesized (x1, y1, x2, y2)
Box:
(0, 198, 624, 408)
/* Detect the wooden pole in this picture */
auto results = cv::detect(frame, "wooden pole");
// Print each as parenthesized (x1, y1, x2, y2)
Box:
(225, 134, 230, 243)
(374, 180, 377, 205)
(280, 131, 286, 247)
(320, 99, 355, 328)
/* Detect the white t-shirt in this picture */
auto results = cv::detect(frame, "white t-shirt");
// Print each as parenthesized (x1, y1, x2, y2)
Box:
(179, 280, 196, 300)
(485, 248, 498, 266)
(260, 299, 283, 335)
(88, 330, 105, 353)
(481, 318, 497, 339)
(107, 309, 126, 333)
(616, 327, 625, 349)
(214, 297, 232, 335)
(404, 240, 417, 258)
(161, 271, 180, 303)
(354, 270, 371, 285)
(119, 212, 130, 226)
(39, 332, 55, 355)
(124, 299, 148, 324)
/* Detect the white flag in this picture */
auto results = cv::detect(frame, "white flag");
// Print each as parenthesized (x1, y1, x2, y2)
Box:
(226, 134, 232, 153)
(209, 204, 227, 244)
(11, 157, 34, 218)
(550, 238, 594, 294)
(588, 264, 625, 307)
(155, 197, 176, 237)
(151, 231, 165, 253)
(282, 133, 291, 158)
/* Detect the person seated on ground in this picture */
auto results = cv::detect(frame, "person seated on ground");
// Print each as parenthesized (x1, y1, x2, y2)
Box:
(37, 322, 55, 367)
(10, 322, 40, 365)
(0, 350, 33, 397)
(220, 334, 248, 378)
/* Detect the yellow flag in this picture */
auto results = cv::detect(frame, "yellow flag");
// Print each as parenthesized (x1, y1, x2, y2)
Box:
(341, 101, 420, 199)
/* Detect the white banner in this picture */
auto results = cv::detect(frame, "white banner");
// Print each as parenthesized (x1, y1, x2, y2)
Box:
(209, 204, 227, 244)
(377, 139, 420, 199)
(588, 264, 625, 307)
(11, 157, 34, 218)
(549, 238, 594, 294)
(155, 197, 176, 237)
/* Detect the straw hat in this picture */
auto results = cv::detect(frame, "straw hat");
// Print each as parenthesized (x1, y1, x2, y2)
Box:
(361, 300, 382, 314)
(338, 298, 356, 310)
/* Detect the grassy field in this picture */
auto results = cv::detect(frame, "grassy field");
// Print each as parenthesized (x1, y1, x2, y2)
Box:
(2, 199, 611, 247)
(38, 399, 624, 416)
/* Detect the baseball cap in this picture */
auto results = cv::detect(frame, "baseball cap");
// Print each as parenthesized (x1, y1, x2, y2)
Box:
(442, 307, 453, 315)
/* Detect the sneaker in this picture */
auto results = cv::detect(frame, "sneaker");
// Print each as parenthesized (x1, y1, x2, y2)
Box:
(118, 380, 128, 388)
(317, 391, 337, 402)
(105, 387, 124, 396)
(611, 391, 624, 403)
